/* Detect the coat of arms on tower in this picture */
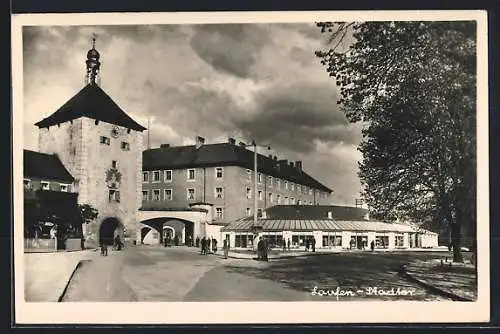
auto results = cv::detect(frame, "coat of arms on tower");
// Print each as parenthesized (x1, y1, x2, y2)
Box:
(105, 168, 122, 189)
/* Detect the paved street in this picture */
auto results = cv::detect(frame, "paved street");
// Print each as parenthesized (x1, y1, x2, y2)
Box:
(62, 246, 454, 302)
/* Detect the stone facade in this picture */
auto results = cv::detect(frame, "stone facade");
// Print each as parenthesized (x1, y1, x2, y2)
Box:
(38, 117, 143, 243)
(142, 165, 332, 224)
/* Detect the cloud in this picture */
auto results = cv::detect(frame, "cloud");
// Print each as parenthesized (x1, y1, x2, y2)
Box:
(190, 24, 271, 78)
(21, 23, 363, 205)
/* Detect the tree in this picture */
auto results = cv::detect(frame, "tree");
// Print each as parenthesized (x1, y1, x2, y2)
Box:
(315, 21, 476, 263)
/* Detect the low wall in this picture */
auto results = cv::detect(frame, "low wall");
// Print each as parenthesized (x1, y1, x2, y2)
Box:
(24, 238, 56, 252)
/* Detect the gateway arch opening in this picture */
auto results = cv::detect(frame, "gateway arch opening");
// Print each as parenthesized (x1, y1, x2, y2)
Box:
(99, 217, 123, 247)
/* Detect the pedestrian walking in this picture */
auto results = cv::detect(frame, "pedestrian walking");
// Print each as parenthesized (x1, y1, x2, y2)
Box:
(370, 240, 375, 252)
(305, 238, 310, 252)
(257, 237, 264, 260)
(196, 236, 200, 248)
(200, 237, 206, 255)
(263, 239, 269, 261)
(287, 238, 291, 251)
(223, 239, 229, 259)
(282, 238, 286, 252)
(212, 238, 218, 254)
(312, 237, 316, 252)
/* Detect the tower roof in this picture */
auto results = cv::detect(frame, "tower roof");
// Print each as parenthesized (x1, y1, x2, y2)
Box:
(34, 84, 147, 131)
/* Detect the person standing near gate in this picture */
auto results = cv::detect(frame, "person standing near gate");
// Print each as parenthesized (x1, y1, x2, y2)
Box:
(287, 238, 291, 251)
(312, 237, 316, 252)
(200, 237, 206, 255)
(257, 237, 264, 261)
(223, 239, 229, 259)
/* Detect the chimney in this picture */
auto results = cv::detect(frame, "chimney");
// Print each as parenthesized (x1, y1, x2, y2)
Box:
(295, 161, 302, 170)
(195, 136, 205, 149)
(160, 144, 170, 148)
(228, 137, 236, 145)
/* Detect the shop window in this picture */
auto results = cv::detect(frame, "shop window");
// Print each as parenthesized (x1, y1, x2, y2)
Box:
(375, 235, 389, 248)
(395, 235, 404, 247)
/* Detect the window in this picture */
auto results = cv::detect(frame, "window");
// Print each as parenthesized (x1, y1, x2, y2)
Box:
(395, 235, 404, 247)
(291, 183, 295, 191)
(142, 190, 149, 201)
(268, 192, 273, 203)
(143, 172, 149, 182)
(109, 189, 120, 202)
(268, 176, 273, 187)
(215, 187, 224, 199)
(246, 169, 252, 181)
(291, 197, 295, 204)
(164, 189, 173, 201)
(112, 160, 117, 168)
(258, 173, 262, 183)
(23, 179, 31, 189)
(215, 167, 223, 179)
(187, 169, 196, 181)
(298, 185, 302, 193)
(277, 179, 281, 189)
(215, 207, 224, 219)
(100, 136, 110, 145)
(246, 207, 251, 216)
(187, 188, 195, 200)
(375, 235, 389, 248)
(257, 209, 263, 217)
(297, 199, 302, 205)
(153, 171, 161, 182)
(276, 194, 281, 204)
(59, 184, 69, 192)
(309, 189, 313, 195)
(121, 141, 130, 151)
(41, 181, 50, 191)
(284, 181, 288, 190)
(258, 190, 263, 201)
(164, 170, 172, 182)
(284, 196, 289, 205)
(153, 189, 160, 201)
(246, 187, 252, 199)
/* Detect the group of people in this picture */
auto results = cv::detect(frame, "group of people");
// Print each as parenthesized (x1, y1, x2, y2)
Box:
(163, 234, 180, 247)
(199, 236, 218, 255)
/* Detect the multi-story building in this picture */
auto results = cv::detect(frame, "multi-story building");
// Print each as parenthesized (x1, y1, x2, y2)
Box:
(142, 137, 333, 224)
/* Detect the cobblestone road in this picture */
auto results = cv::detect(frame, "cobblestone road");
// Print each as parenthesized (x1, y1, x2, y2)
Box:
(62, 246, 452, 302)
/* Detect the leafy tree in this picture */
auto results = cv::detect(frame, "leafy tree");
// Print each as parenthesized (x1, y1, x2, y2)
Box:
(79, 203, 99, 224)
(315, 21, 476, 263)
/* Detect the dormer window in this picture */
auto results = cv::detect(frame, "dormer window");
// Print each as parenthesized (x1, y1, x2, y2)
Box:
(41, 181, 50, 191)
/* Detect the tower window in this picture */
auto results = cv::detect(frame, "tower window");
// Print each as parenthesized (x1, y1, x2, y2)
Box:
(246, 207, 251, 216)
(258, 191, 263, 201)
(121, 142, 130, 151)
(258, 173, 262, 183)
(187, 188, 196, 200)
(215, 187, 224, 199)
(187, 169, 196, 181)
(109, 189, 120, 202)
(215, 207, 224, 219)
(100, 136, 110, 145)
(112, 160, 117, 169)
(215, 167, 223, 179)
(246, 187, 252, 199)
(246, 169, 252, 181)
(268, 192, 273, 203)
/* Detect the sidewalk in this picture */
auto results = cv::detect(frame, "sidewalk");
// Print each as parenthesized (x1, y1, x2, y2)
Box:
(401, 258, 477, 301)
(24, 248, 98, 302)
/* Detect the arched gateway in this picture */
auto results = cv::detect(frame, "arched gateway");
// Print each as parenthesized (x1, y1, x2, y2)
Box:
(99, 217, 124, 246)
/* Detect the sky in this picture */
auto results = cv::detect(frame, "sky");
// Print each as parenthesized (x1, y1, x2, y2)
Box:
(22, 23, 363, 205)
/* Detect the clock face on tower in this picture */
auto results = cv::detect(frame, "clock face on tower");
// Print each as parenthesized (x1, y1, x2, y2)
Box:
(111, 126, 120, 138)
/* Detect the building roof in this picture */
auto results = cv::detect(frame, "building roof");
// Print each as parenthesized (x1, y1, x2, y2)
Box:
(34, 84, 146, 131)
(143, 143, 332, 192)
(264, 205, 368, 220)
(221, 217, 418, 233)
(24, 150, 74, 183)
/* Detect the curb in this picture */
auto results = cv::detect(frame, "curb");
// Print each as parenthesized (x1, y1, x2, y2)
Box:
(57, 259, 90, 302)
(398, 265, 474, 302)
